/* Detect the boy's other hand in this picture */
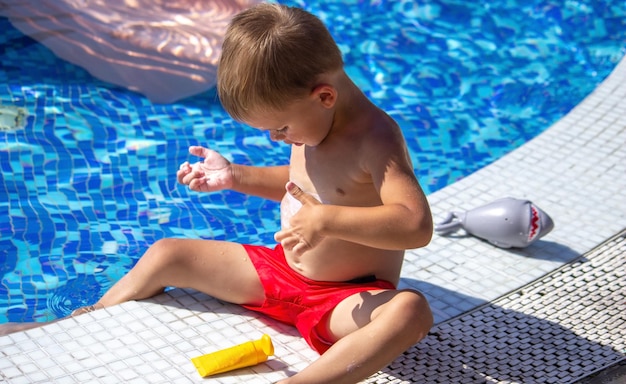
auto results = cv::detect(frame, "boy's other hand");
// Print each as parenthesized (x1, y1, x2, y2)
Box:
(177, 146, 233, 192)
(275, 181, 324, 255)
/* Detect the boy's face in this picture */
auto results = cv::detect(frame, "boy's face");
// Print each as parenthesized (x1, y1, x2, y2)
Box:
(243, 85, 337, 147)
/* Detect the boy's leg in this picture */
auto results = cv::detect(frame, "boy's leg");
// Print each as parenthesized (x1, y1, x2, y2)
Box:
(96, 238, 265, 307)
(0, 238, 265, 336)
(279, 289, 433, 384)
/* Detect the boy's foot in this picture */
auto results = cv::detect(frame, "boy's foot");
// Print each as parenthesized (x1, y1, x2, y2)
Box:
(70, 303, 104, 316)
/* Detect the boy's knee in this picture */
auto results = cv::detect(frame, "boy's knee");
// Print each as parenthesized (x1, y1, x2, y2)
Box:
(146, 238, 184, 265)
(393, 290, 434, 343)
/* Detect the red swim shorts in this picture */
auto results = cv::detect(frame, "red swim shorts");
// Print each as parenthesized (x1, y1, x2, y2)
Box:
(241, 244, 396, 354)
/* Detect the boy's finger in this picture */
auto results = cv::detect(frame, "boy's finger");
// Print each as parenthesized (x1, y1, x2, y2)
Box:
(286, 181, 319, 205)
(292, 240, 310, 255)
(188, 145, 210, 158)
(274, 229, 286, 243)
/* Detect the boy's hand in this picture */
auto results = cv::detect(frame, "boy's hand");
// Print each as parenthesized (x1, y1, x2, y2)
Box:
(275, 182, 324, 255)
(177, 146, 234, 192)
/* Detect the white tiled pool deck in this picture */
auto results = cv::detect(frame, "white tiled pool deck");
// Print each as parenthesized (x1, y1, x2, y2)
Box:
(1, 57, 624, 383)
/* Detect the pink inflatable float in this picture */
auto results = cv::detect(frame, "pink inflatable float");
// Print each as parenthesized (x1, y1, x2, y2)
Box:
(1, 0, 261, 103)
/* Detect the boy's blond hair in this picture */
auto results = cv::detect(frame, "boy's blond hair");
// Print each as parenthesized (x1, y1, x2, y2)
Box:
(217, 3, 343, 121)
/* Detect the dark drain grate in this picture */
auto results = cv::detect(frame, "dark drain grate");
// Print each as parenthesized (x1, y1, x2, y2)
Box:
(366, 231, 625, 384)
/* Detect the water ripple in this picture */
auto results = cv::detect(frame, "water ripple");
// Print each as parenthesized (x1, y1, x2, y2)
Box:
(47, 274, 103, 318)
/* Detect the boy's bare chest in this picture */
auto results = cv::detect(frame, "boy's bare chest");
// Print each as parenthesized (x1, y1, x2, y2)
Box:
(289, 146, 378, 205)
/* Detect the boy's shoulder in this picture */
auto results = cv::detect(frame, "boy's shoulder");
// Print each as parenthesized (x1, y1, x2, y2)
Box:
(329, 79, 406, 155)
(357, 107, 405, 148)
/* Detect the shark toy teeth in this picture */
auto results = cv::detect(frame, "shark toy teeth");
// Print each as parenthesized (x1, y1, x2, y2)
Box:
(435, 197, 555, 248)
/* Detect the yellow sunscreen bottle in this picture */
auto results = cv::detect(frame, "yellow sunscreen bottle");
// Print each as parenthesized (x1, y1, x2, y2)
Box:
(191, 334, 274, 377)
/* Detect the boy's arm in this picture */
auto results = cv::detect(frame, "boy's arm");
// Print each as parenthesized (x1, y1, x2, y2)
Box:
(283, 174, 432, 252)
(335, 138, 433, 249)
(231, 163, 290, 202)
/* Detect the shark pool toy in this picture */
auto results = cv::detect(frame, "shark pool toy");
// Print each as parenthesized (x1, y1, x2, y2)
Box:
(435, 197, 554, 248)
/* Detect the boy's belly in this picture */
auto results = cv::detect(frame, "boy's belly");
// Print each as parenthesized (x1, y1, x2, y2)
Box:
(279, 189, 403, 285)
(282, 239, 403, 286)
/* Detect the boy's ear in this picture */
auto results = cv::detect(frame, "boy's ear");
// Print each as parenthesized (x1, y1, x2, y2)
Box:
(310, 84, 337, 108)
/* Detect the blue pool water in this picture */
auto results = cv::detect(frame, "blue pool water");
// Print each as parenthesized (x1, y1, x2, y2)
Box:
(1, 0, 624, 323)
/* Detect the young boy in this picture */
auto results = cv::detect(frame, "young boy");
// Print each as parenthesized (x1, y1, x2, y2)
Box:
(2, 4, 434, 383)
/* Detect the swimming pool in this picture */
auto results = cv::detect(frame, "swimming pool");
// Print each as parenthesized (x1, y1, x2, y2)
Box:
(1, 0, 624, 324)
